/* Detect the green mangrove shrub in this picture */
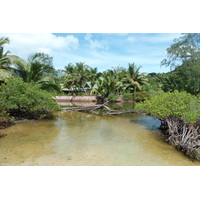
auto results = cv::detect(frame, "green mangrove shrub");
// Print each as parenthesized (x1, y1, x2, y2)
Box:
(108, 93, 118, 101)
(135, 90, 200, 158)
(133, 91, 149, 102)
(0, 78, 59, 120)
(122, 92, 133, 101)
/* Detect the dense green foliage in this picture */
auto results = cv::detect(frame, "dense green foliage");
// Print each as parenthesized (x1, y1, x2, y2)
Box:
(123, 63, 148, 93)
(1, 34, 200, 158)
(62, 62, 148, 98)
(150, 61, 200, 95)
(135, 91, 200, 158)
(161, 33, 200, 69)
(122, 92, 134, 101)
(0, 37, 21, 82)
(1, 34, 200, 99)
(107, 93, 118, 101)
(157, 33, 200, 95)
(63, 62, 100, 90)
(135, 91, 200, 124)
(1, 34, 200, 159)
(13, 52, 54, 83)
(95, 70, 123, 96)
(0, 78, 59, 120)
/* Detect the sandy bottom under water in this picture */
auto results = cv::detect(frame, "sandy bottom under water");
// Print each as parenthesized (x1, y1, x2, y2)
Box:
(0, 111, 199, 166)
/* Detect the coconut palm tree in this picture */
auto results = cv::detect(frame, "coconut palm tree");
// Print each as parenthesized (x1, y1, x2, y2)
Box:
(74, 62, 90, 88)
(0, 37, 33, 84)
(112, 66, 127, 80)
(0, 37, 10, 68)
(0, 37, 21, 82)
(63, 62, 91, 90)
(13, 53, 54, 83)
(13, 52, 60, 92)
(123, 63, 148, 93)
(95, 70, 123, 96)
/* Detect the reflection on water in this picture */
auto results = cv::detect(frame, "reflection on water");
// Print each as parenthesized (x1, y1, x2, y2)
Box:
(131, 115, 161, 131)
(57, 101, 97, 107)
(108, 102, 135, 111)
(0, 110, 200, 166)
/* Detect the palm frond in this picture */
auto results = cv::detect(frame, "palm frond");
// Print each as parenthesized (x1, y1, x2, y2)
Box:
(0, 37, 10, 46)
(0, 69, 13, 82)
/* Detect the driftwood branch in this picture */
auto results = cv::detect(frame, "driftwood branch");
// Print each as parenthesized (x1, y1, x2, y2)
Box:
(63, 104, 136, 115)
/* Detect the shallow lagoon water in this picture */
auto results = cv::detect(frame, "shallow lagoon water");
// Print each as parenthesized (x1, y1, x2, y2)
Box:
(0, 111, 200, 166)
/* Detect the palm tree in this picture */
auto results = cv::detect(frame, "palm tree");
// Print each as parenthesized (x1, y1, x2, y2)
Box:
(95, 70, 123, 96)
(13, 53, 60, 92)
(74, 62, 90, 88)
(63, 62, 90, 90)
(0, 37, 12, 82)
(123, 63, 148, 93)
(0, 37, 10, 67)
(13, 53, 53, 83)
(0, 37, 28, 83)
(88, 67, 99, 86)
(112, 66, 127, 80)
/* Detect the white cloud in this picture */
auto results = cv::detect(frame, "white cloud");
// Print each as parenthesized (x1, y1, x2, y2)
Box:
(104, 33, 129, 37)
(84, 33, 92, 41)
(116, 33, 129, 37)
(0, 33, 79, 59)
(141, 33, 181, 43)
(127, 36, 136, 42)
(0, 33, 173, 73)
(126, 33, 181, 44)
(84, 33, 108, 49)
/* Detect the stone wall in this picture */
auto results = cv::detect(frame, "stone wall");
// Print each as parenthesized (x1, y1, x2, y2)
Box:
(54, 96, 99, 102)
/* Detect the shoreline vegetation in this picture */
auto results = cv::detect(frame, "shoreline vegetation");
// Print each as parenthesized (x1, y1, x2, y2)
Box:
(135, 91, 200, 160)
(0, 78, 59, 132)
(1, 34, 200, 161)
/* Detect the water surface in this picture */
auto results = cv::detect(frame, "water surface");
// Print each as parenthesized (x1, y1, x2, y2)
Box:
(0, 111, 199, 166)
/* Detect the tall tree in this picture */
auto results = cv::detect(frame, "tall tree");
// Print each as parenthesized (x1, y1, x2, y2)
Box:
(174, 62, 200, 95)
(63, 62, 91, 89)
(161, 33, 200, 95)
(95, 70, 123, 96)
(123, 63, 148, 93)
(12, 53, 60, 92)
(0, 37, 22, 82)
(161, 33, 200, 70)
(13, 52, 54, 83)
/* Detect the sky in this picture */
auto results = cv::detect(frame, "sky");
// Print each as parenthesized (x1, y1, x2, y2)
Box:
(0, 33, 181, 74)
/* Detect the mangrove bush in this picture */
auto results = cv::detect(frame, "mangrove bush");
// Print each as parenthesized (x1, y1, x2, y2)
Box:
(135, 91, 200, 159)
(0, 78, 59, 121)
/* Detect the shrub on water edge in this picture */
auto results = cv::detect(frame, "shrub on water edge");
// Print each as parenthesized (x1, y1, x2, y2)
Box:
(0, 78, 59, 120)
(135, 90, 200, 159)
(135, 90, 200, 124)
(133, 91, 149, 102)
(108, 93, 118, 101)
(0, 99, 14, 129)
(122, 92, 133, 101)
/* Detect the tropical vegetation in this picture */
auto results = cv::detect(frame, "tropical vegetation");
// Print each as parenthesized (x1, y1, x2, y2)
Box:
(135, 33, 200, 159)
(1, 33, 200, 159)
(0, 78, 59, 120)
(135, 91, 200, 159)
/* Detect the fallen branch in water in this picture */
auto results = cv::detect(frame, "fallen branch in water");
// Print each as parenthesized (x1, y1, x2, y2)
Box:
(103, 110, 136, 115)
(63, 104, 137, 115)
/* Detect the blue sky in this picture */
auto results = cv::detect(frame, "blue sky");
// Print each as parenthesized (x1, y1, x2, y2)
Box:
(0, 33, 181, 73)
